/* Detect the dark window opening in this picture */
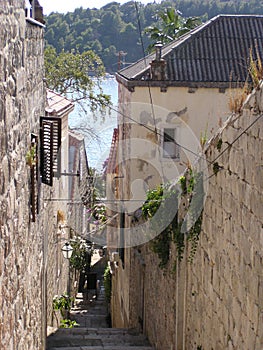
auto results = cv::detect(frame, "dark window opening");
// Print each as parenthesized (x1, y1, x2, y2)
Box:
(163, 127, 179, 159)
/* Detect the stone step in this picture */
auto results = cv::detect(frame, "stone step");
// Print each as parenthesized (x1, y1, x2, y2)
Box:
(47, 334, 149, 343)
(47, 283, 154, 349)
(47, 328, 149, 339)
(46, 327, 153, 349)
(51, 327, 142, 335)
(48, 347, 154, 350)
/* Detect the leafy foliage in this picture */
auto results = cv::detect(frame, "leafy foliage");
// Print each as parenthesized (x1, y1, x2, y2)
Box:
(87, 203, 107, 224)
(53, 294, 73, 317)
(103, 265, 112, 303)
(60, 319, 79, 328)
(69, 237, 93, 273)
(53, 294, 79, 328)
(144, 7, 201, 50)
(44, 1, 263, 72)
(44, 46, 111, 113)
(142, 183, 179, 268)
(185, 171, 205, 263)
(25, 144, 36, 167)
(142, 170, 204, 270)
(86, 168, 107, 226)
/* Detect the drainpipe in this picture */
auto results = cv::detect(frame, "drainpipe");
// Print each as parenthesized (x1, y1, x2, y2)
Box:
(119, 204, 125, 268)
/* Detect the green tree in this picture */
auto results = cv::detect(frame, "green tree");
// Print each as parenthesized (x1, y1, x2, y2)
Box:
(69, 237, 93, 273)
(101, 45, 117, 72)
(44, 2, 263, 73)
(145, 7, 201, 50)
(44, 46, 111, 113)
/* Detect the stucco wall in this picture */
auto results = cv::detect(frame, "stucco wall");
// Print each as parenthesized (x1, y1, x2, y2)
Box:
(116, 82, 238, 224)
(131, 85, 233, 141)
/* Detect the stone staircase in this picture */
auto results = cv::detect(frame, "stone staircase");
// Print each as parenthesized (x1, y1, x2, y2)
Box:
(46, 287, 154, 350)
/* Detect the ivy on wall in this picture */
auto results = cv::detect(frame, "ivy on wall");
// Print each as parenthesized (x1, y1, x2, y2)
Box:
(142, 183, 178, 268)
(141, 169, 204, 270)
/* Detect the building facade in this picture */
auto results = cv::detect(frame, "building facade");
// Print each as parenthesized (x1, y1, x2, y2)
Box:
(108, 14, 263, 349)
(0, 2, 80, 348)
(0, 1, 47, 348)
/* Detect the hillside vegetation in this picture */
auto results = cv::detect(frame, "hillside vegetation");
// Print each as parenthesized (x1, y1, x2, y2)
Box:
(44, 0, 263, 72)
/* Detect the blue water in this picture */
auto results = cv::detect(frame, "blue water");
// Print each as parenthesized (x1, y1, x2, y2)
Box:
(68, 77, 118, 170)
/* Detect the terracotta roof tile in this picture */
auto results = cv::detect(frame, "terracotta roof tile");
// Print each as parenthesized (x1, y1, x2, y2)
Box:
(46, 89, 74, 116)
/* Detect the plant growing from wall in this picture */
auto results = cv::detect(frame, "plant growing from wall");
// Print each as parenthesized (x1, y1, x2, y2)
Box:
(213, 162, 220, 175)
(186, 212, 203, 263)
(228, 80, 249, 114)
(142, 183, 179, 268)
(172, 220, 184, 263)
(179, 175, 187, 194)
(25, 144, 36, 167)
(248, 44, 263, 89)
(184, 171, 204, 263)
(150, 230, 173, 269)
(172, 171, 204, 268)
(142, 169, 204, 270)
(200, 126, 208, 150)
(216, 138, 223, 152)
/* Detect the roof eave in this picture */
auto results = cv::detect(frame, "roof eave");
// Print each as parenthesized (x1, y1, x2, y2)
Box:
(116, 73, 242, 90)
(45, 104, 75, 117)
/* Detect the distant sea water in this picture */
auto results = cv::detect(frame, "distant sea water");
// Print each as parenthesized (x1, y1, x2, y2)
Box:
(68, 77, 118, 171)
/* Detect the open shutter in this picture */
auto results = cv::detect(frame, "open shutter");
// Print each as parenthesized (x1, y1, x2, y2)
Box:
(40, 117, 61, 186)
(52, 118, 62, 177)
(30, 133, 39, 221)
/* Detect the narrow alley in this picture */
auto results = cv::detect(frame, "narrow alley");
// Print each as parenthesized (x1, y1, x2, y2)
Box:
(46, 286, 154, 350)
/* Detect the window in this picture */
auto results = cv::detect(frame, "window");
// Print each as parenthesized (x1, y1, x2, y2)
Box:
(40, 117, 61, 186)
(163, 128, 179, 159)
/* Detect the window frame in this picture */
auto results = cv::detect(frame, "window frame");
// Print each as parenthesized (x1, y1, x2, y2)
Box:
(162, 126, 180, 160)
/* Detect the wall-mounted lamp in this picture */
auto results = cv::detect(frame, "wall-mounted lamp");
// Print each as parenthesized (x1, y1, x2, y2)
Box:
(61, 242, 73, 313)
(61, 242, 73, 260)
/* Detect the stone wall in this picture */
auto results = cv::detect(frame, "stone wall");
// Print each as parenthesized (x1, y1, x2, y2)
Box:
(184, 84, 263, 349)
(0, 2, 69, 349)
(111, 83, 263, 349)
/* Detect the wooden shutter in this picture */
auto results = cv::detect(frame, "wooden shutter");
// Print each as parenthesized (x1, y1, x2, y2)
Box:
(30, 133, 39, 222)
(40, 117, 61, 186)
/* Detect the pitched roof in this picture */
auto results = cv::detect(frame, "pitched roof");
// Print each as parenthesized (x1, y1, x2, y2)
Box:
(106, 128, 119, 175)
(46, 89, 74, 116)
(117, 15, 263, 89)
